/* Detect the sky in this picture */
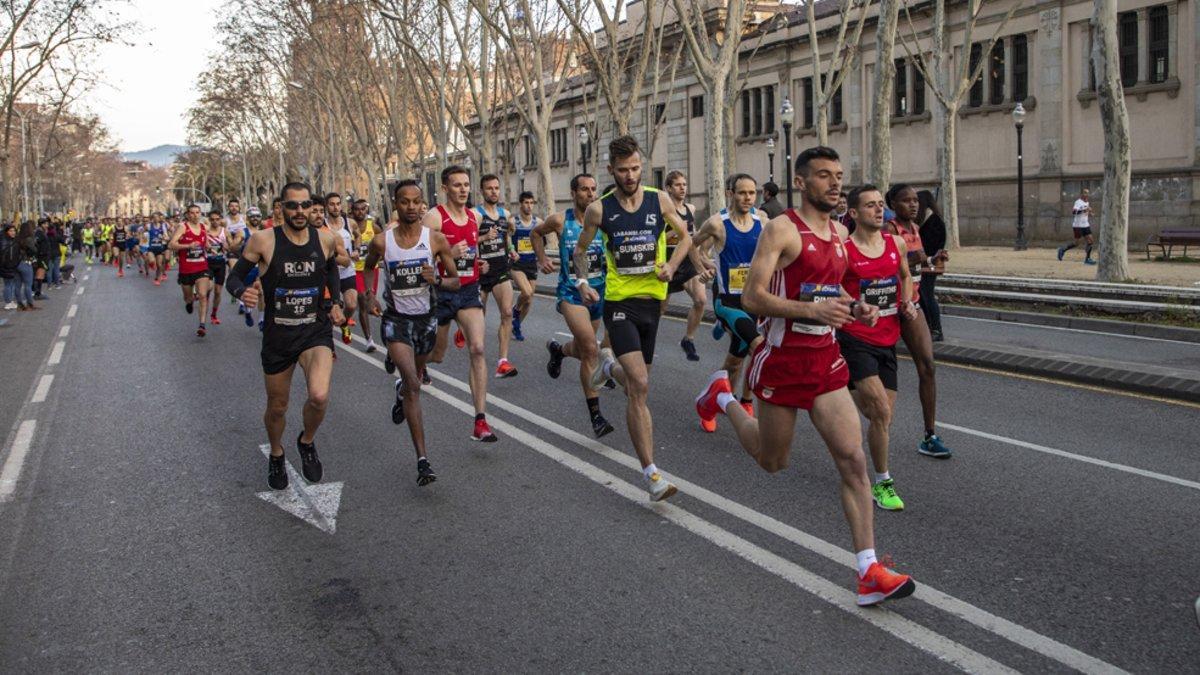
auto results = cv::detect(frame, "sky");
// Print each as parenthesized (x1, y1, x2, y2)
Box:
(82, 0, 225, 153)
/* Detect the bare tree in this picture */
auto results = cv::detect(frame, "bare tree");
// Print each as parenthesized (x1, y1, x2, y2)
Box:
(901, 0, 1019, 248)
(868, 0, 899, 190)
(805, 0, 870, 146)
(1090, 0, 1130, 281)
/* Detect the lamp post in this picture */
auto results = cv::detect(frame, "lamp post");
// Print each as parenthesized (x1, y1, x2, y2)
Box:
(578, 125, 590, 175)
(766, 136, 776, 184)
(1012, 102, 1027, 251)
(779, 98, 795, 209)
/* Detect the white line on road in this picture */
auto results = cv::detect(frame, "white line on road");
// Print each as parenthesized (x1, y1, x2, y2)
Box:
(48, 341, 65, 365)
(67, 304, 77, 318)
(31, 375, 53, 403)
(341, 336, 1124, 674)
(940, 422, 1200, 492)
(0, 420, 37, 502)
(947, 314, 1199, 346)
(58, 325, 70, 338)
(554, 331, 573, 338)
(75, 286, 84, 296)
(254, 444, 342, 534)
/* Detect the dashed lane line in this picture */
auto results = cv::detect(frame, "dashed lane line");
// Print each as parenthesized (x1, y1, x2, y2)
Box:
(30, 376, 53, 404)
(47, 341, 65, 366)
(0, 421, 37, 502)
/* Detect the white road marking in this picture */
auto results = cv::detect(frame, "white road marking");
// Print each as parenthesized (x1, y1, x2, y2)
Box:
(554, 331, 573, 338)
(75, 286, 84, 296)
(0, 420, 37, 502)
(31, 375, 53, 403)
(58, 325, 70, 338)
(67, 304, 77, 318)
(947, 314, 1199, 346)
(48, 341, 65, 365)
(341, 336, 1124, 674)
(254, 444, 342, 534)
(940, 422, 1200, 492)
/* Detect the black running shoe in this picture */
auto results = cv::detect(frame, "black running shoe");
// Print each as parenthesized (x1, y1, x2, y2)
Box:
(417, 457, 437, 486)
(384, 354, 396, 374)
(267, 453, 288, 490)
(185, 301, 194, 314)
(546, 340, 564, 379)
(681, 338, 700, 361)
(392, 379, 406, 425)
(604, 378, 617, 390)
(591, 415, 615, 438)
(421, 368, 432, 385)
(296, 432, 323, 482)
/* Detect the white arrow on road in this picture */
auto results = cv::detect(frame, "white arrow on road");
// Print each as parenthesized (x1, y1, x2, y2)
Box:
(254, 444, 343, 534)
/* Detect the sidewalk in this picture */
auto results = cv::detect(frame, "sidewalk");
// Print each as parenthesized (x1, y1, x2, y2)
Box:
(949, 246, 1199, 287)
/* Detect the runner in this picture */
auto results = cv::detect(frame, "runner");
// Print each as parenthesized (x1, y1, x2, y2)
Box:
(690, 173, 764, 432)
(100, 218, 114, 264)
(532, 172, 613, 437)
(575, 135, 707, 501)
(1057, 187, 1096, 265)
(135, 217, 151, 276)
(840, 184, 918, 511)
(475, 174, 517, 377)
(349, 198, 379, 351)
(663, 170, 706, 362)
(509, 191, 539, 342)
(226, 182, 346, 490)
(111, 219, 129, 277)
(425, 165, 498, 442)
(225, 198, 246, 232)
(81, 220, 96, 264)
(146, 213, 168, 285)
(205, 210, 229, 325)
(324, 192, 360, 345)
(693, 146, 917, 606)
(167, 204, 213, 337)
(885, 184, 953, 459)
(263, 198, 283, 229)
(227, 206, 253, 324)
(362, 179, 461, 485)
(125, 216, 142, 272)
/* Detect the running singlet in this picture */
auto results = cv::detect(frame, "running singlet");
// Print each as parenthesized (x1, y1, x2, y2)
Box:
(335, 220, 355, 280)
(666, 205, 696, 257)
(559, 207, 605, 289)
(889, 219, 923, 290)
(81, 228, 94, 245)
(598, 187, 668, 301)
(262, 226, 327, 328)
(148, 224, 166, 249)
(227, 221, 249, 255)
(354, 220, 376, 271)
(177, 224, 209, 275)
(761, 210, 847, 350)
(206, 228, 226, 262)
(383, 227, 435, 316)
(714, 209, 762, 299)
(512, 215, 538, 265)
(475, 206, 510, 275)
(434, 205, 479, 285)
(113, 226, 128, 245)
(841, 234, 902, 347)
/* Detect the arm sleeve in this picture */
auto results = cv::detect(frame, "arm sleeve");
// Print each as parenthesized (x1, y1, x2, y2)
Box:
(325, 256, 342, 306)
(225, 256, 256, 299)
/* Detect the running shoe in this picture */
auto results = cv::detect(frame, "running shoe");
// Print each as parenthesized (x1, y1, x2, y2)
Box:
(421, 368, 432, 385)
(454, 327, 465, 349)
(365, 339, 378, 354)
(856, 560, 916, 606)
(244, 309, 254, 327)
(604, 378, 617, 390)
(589, 347, 616, 391)
(186, 301, 194, 314)
(495, 359, 518, 378)
(267, 453, 288, 490)
(930, 329, 944, 343)
(512, 308, 523, 341)
(546, 340, 564, 379)
(258, 318, 264, 332)
(740, 400, 755, 418)
(695, 370, 732, 432)
(645, 471, 678, 502)
(211, 314, 221, 326)
(385, 355, 396, 374)
(197, 323, 206, 337)
(681, 337, 700, 361)
(117, 269, 123, 278)
(346, 317, 356, 328)
(711, 321, 726, 340)
(153, 279, 161, 286)
(416, 457, 437, 486)
(237, 304, 245, 315)
(1056, 246, 1066, 261)
(341, 325, 352, 344)
(391, 379, 406, 425)
(872, 479, 905, 511)
(917, 434, 952, 458)
(1084, 258, 1097, 265)
(591, 415, 614, 438)
(472, 418, 498, 442)
(296, 432, 323, 482)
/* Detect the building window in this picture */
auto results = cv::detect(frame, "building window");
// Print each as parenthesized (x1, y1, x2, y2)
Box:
(989, 41, 1005, 104)
(653, 102, 667, 126)
(765, 85, 776, 132)
(802, 77, 814, 128)
(653, 168, 665, 189)
(740, 85, 776, 136)
(968, 43, 983, 107)
(741, 89, 751, 136)
(893, 58, 908, 115)
(1149, 6, 1169, 83)
(524, 135, 536, 168)
(1012, 34, 1028, 102)
(1118, 11, 1138, 87)
(425, 172, 437, 204)
(500, 139, 517, 170)
(690, 95, 704, 118)
(753, 88, 763, 135)
(912, 63, 926, 114)
(550, 128, 568, 164)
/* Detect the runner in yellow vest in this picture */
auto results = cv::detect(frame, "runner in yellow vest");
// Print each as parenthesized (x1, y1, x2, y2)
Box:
(350, 198, 379, 351)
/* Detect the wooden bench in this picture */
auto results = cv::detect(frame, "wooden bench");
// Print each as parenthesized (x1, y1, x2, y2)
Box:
(1146, 228, 1200, 260)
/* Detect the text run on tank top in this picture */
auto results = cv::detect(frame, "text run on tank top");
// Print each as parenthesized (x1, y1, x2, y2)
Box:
(263, 226, 327, 328)
(512, 214, 538, 264)
(559, 207, 605, 288)
(383, 226, 434, 316)
(599, 187, 667, 301)
(762, 210, 847, 349)
(841, 233, 902, 348)
(434, 204, 479, 285)
(475, 205, 511, 273)
(332, 218, 355, 279)
(715, 209, 762, 298)
(354, 220, 375, 271)
(177, 224, 209, 275)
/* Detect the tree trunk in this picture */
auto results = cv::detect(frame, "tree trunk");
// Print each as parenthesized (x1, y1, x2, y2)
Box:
(938, 102, 961, 249)
(1092, 0, 1131, 281)
(705, 80, 728, 214)
(816, 102, 829, 147)
(532, 124, 556, 210)
(869, 0, 899, 190)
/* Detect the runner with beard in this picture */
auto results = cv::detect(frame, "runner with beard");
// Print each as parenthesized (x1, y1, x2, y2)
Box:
(167, 204, 214, 337)
(349, 198, 379, 351)
(325, 193, 361, 345)
(474, 174, 518, 377)
(205, 210, 229, 326)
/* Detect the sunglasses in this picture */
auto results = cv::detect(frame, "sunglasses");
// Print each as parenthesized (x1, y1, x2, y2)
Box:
(282, 200, 314, 210)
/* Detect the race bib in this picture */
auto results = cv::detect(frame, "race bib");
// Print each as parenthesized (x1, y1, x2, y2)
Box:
(568, 247, 604, 283)
(480, 231, 506, 259)
(790, 282, 842, 335)
(727, 265, 749, 293)
(185, 245, 205, 263)
(455, 246, 477, 273)
(517, 237, 534, 254)
(388, 257, 427, 299)
(358, 242, 369, 258)
(273, 286, 320, 326)
(614, 233, 656, 275)
(860, 276, 899, 317)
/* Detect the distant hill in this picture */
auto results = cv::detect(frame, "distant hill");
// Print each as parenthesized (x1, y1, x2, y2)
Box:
(121, 144, 190, 167)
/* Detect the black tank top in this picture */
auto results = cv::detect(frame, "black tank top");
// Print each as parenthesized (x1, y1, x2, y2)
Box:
(475, 205, 510, 276)
(666, 205, 695, 256)
(261, 226, 329, 329)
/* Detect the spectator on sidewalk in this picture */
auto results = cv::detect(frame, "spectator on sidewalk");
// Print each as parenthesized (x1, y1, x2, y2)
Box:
(46, 220, 64, 289)
(917, 190, 948, 341)
(32, 220, 50, 300)
(759, 182, 784, 219)
(1, 223, 19, 309)
(15, 221, 38, 310)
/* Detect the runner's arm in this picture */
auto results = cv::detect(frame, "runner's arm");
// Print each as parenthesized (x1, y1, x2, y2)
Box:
(319, 231, 344, 306)
(531, 213, 561, 272)
(573, 202, 601, 284)
(226, 231, 264, 299)
(166, 225, 187, 251)
(743, 216, 847, 325)
(658, 192, 693, 278)
(430, 232, 461, 292)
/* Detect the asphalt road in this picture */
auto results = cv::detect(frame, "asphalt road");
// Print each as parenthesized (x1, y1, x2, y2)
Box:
(1, 263, 1198, 672)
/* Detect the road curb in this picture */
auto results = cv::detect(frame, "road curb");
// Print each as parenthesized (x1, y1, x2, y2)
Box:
(941, 304, 1200, 343)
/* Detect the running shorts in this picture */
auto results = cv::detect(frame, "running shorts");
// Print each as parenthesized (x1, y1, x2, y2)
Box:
(1073, 226, 1093, 238)
(603, 297, 662, 364)
(381, 311, 437, 356)
(837, 331, 898, 391)
(511, 261, 538, 281)
(355, 268, 379, 295)
(178, 270, 212, 286)
(149, 245, 165, 256)
(714, 295, 760, 358)
(139, 245, 150, 254)
(435, 281, 483, 326)
(479, 271, 511, 293)
(557, 282, 604, 323)
(667, 255, 698, 295)
(207, 258, 227, 285)
(747, 341, 849, 410)
(261, 321, 334, 375)
(125, 239, 139, 252)
(339, 275, 356, 294)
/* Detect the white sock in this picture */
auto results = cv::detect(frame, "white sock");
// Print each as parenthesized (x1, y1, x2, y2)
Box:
(874, 471, 890, 483)
(642, 463, 658, 479)
(856, 549, 878, 577)
(602, 360, 614, 379)
(716, 392, 737, 412)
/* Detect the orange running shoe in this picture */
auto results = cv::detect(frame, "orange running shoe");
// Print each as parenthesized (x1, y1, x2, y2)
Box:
(154, 279, 161, 286)
(495, 359, 518, 378)
(117, 269, 123, 278)
(471, 418, 497, 442)
(741, 401, 755, 418)
(856, 560, 916, 607)
(454, 327, 465, 349)
(700, 417, 717, 433)
(695, 370, 732, 432)
(341, 325, 352, 344)
(347, 317, 356, 327)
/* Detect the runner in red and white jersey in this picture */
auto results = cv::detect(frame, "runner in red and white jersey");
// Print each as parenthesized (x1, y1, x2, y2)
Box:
(167, 203, 215, 337)
(695, 147, 916, 607)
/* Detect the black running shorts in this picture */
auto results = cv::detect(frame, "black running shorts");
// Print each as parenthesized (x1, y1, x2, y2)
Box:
(339, 275, 356, 294)
(261, 322, 334, 375)
(207, 259, 227, 286)
(837, 331, 898, 391)
(381, 312, 437, 356)
(479, 271, 510, 293)
(511, 261, 538, 281)
(603, 297, 662, 365)
(178, 270, 213, 286)
(667, 255, 698, 295)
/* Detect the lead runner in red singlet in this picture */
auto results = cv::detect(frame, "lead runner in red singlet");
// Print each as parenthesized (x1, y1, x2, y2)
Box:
(694, 147, 918, 607)
(168, 203, 214, 337)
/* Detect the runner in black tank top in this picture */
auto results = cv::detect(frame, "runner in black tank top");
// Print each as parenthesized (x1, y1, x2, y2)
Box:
(663, 171, 707, 362)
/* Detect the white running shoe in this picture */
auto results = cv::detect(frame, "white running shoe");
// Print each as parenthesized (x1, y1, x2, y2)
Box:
(589, 347, 616, 392)
(645, 471, 678, 502)
(365, 339, 378, 353)
(3, 302, 16, 310)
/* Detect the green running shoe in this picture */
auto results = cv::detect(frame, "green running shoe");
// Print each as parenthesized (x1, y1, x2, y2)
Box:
(872, 479, 905, 511)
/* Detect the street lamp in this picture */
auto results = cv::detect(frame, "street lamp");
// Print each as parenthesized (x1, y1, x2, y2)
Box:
(578, 125, 590, 174)
(766, 136, 776, 184)
(1012, 102, 1027, 251)
(779, 98, 795, 209)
